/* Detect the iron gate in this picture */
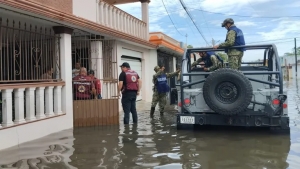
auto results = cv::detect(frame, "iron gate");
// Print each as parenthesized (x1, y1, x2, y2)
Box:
(71, 31, 119, 127)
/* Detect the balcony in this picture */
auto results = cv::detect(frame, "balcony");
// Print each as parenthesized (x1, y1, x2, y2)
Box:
(0, 82, 65, 128)
(97, 1, 148, 41)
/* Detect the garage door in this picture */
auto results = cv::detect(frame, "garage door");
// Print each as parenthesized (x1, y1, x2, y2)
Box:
(121, 56, 142, 101)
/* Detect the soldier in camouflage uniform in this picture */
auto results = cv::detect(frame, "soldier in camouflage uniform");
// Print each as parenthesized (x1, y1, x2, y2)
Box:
(191, 51, 223, 71)
(150, 66, 180, 117)
(213, 18, 246, 70)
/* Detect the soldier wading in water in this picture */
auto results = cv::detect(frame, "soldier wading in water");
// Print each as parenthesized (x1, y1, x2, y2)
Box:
(150, 66, 180, 117)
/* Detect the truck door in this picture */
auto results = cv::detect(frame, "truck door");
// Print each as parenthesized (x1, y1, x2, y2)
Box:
(169, 76, 178, 105)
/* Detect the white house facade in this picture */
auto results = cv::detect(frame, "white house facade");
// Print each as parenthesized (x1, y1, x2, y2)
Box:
(0, 0, 184, 151)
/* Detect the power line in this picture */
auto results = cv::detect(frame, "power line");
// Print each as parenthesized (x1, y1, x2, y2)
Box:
(161, 0, 185, 36)
(150, 4, 300, 19)
(197, 3, 213, 41)
(186, 7, 300, 19)
(178, 0, 209, 46)
(246, 37, 300, 44)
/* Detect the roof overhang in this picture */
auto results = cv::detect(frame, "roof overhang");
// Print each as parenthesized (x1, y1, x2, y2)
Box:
(104, 0, 141, 5)
(157, 45, 183, 58)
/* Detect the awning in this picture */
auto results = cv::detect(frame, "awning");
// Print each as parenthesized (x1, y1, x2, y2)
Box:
(157, 45, 184, 58)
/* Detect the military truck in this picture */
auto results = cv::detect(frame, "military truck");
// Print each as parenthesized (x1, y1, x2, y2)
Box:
(175, 44, 290, 133)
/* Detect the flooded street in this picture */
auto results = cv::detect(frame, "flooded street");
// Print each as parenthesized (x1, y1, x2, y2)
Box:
(0, 80, 300, 169)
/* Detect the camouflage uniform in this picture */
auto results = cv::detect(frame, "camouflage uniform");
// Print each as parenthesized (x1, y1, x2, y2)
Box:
(219, 24, 244, 70)
(191, 55, 223, 71)
(150, 66, 180, 116)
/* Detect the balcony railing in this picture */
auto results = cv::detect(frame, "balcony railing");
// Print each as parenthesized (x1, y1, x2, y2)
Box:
(0, 82, 65, 128)
(98, 0, 148, 41)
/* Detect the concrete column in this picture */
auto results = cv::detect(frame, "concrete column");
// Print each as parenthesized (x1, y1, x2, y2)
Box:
(2, 89, 14, 127)
(90, 41, 103, 80)
(25, 87, 36, 121)
(140, 0, 150, 40)
(53, 85, 63, 115)
(14, 88, 26, 124)
(99, 1, 104, 24)
(52, 26, 74, 126)
(35, 87, 46, 119)
(45, 86, 54, 117)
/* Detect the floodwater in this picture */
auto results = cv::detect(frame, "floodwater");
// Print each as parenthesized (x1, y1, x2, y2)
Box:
(0, 80, 300, 169)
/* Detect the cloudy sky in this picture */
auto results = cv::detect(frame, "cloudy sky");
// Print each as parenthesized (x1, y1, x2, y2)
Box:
(116, 0, 300, 61)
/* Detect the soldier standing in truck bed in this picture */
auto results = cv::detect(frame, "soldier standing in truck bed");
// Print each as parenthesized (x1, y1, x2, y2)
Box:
(150, 66, 180, 117)
(213, 18, 246, 70)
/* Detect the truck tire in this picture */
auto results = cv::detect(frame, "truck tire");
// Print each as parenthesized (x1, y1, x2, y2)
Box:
(203, 68, 253, 115)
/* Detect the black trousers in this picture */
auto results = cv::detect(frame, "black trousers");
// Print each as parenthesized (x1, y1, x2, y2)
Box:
(121, 91, 138, 124)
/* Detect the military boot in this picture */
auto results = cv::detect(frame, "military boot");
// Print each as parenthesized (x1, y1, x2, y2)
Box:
(160, 108, 164, 116)
(150, 107, 155, 118)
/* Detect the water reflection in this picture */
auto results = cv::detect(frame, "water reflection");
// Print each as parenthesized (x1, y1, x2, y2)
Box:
(69, 126, 121, 169)
(0, 118, 294, 169)
(0, 80, 300, 169)
(0, 130, 75, 169)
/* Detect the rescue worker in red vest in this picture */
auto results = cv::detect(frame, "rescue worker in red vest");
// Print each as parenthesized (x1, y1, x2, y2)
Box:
(191, 51, 223, 71)
(118, 62, 142, 124)
(150, 66, 180, 117)
(213, 18, 246, 70)
(88, 69, 102, 99)
(73, 67, 96, 100)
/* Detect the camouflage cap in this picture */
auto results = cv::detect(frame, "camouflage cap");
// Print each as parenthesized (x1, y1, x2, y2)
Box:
(154, 66, 160, 72)
(221, 18, 234, 27)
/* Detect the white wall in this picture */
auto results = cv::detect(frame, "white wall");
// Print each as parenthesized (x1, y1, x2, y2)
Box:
(73, 0, 97, 22)
(116, 41, 157, 111)
(0, 32, 74, 151)
(0, 114, 73, 150)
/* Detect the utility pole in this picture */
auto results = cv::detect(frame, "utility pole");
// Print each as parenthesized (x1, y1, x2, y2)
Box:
(185, 34, 188, 48)
(295, 38, 298, 77)
(212, 38, 215, 47)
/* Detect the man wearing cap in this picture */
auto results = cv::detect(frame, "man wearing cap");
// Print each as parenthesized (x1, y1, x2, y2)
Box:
(88, 69, 102, 99)
(118, 62, 142, 124)
(213, 18, 246, 70)
(150, 65, 180, 117)
(191, 51, 223, 71)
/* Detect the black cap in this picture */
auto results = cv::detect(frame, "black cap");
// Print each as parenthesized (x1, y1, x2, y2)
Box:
(119, 62, 130, 68)
(88, 69, 95, 75)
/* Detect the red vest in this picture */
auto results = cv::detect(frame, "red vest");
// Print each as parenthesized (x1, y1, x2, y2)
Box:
(92, 77, 101, 94)
(73, 75, 93, 99)
(124, 70, 139, 91)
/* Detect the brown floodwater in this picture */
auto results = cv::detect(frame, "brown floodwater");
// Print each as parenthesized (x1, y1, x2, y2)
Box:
(0, 80, 300, 169)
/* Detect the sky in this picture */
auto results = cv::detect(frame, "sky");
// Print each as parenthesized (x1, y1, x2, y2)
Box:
(116, 0, 300, 61)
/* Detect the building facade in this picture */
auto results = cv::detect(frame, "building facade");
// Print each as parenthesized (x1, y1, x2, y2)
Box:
(0, 0, 184, 150)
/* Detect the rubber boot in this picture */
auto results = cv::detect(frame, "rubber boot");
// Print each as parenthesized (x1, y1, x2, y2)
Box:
(150, 107, 155, 118)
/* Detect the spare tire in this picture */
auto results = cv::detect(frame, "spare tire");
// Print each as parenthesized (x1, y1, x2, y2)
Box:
(203, 68, 253, 115)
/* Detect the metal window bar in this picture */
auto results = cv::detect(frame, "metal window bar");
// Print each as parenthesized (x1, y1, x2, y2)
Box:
(71, 30, 118, 100)
(0, 18, 61, 83)
(0, 17, 61, 124)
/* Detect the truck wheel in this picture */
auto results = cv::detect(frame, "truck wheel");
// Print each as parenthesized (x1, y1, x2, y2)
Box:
(203, 68, 253, 115)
